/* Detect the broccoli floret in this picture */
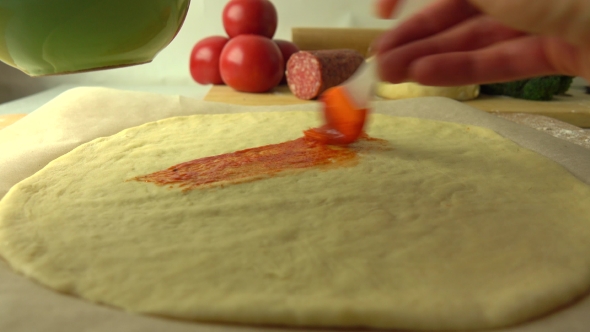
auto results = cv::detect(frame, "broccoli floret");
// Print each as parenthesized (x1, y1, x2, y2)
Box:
(521, 77, 561, 101)
(481, 80, 525, 97)
(556, 75, 574, 95)
(481, 76, 574, 101)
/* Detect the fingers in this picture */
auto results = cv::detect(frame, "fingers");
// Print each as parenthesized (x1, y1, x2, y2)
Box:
(403, 36, 578, 86)
(378, 16, 527, 83)
(374, 0, 480, 53)
(374, 0, 590, 85)
(375, 0, 402, 19)
(468, 0, 590, 47)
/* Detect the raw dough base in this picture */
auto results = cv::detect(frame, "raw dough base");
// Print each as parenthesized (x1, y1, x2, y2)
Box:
(1, 112, 590, 331)
(376, 82, 480, 101)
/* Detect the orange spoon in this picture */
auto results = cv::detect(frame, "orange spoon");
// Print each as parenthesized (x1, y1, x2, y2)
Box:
(304, 60, 377, 145)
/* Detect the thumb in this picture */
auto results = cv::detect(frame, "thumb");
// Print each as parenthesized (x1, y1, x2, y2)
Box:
(468, 0, 590, 46)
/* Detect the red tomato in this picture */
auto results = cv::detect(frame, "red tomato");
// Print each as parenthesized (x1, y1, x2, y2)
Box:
(220, 35, 284, 93)
(274, 40, 299, 84)
(222, 0, 278, 38)
(189, 36, 229, 85)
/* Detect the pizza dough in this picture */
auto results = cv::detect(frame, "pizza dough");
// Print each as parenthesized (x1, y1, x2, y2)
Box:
(1, 111, 590, 331)
(376, 82, 480, 101)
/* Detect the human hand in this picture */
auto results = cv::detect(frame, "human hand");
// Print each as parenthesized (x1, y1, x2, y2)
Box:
(373, 0, 590, 86)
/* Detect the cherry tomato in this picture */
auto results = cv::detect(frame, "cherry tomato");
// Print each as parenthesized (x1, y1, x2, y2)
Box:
(189, 36, 229, 85)
(220, 35, 284, 93)
(274, 40, 299, 84)
(222, 0, 278, 38)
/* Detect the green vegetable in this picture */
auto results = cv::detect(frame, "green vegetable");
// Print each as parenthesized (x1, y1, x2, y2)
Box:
(556, 76, 574, 95)
(481, 75, 574, 101)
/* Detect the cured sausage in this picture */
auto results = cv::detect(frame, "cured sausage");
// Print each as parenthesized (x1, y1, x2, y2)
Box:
(286, 49, 365, 100)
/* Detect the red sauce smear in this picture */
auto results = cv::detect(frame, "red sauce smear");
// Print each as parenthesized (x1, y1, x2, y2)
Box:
(133, 137, 359, 191)
(304, 86, 367, 145)
(135, 87, 372, 191)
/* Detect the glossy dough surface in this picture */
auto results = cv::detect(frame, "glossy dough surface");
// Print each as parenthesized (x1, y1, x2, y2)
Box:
(1, 112, 590, 331)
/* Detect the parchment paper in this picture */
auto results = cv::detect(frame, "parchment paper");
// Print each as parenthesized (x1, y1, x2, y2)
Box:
(1, 87, 590, 332)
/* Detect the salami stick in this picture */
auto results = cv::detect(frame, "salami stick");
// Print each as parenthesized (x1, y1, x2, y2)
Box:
(286, 49, 365, 100)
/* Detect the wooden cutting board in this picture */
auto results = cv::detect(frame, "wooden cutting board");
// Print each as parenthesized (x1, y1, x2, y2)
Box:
(464, 87, 590, 127)
(204, 85, 590, 128)
(204, 85, 311, 106)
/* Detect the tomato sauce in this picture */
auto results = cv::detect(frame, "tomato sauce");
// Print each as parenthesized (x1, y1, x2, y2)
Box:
(133, 137, 358, 191)
(134, 87, 371, 191)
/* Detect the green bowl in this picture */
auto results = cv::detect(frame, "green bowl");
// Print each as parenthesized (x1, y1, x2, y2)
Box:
(0, 0, 190, 76)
